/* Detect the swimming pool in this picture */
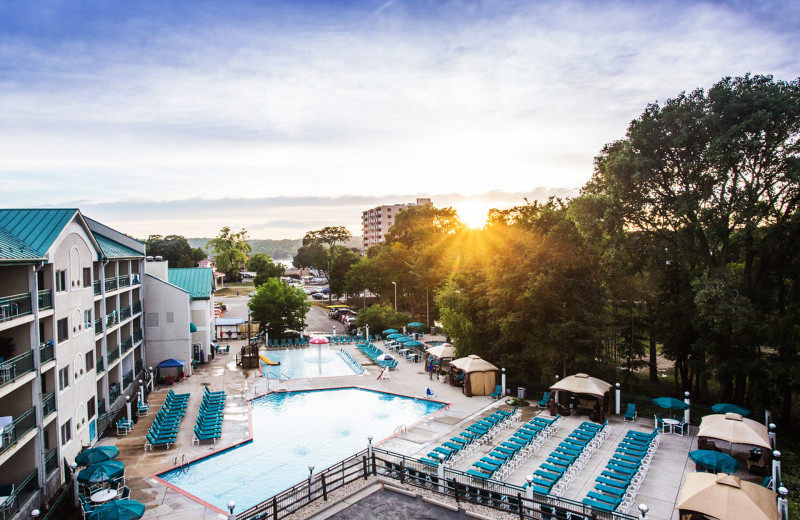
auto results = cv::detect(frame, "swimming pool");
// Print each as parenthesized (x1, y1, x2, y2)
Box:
(158, 388, 446, 512)
(259, 344, 357, 379)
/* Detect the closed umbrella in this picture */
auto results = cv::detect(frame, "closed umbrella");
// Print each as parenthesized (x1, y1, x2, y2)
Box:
(689, 450, 741, 473)
(88, 499, 146, 520)
(77, 460, 125, 484)
(383, 329, 398, 334)
(75, 446, 120, 466)
(712, 403, 751, 417)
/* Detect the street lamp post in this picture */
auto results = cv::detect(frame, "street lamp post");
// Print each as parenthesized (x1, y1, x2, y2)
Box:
(391, 281, 397, 311)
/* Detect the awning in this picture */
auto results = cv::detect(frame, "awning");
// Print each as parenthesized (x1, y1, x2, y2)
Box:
(157, 359, 185, 368)
(189, 322, 197, 333)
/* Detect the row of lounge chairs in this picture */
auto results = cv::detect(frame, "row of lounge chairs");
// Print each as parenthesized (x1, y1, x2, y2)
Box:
(582, 428, 660, 514)
(527, 420, 609, 497)
(144, 389, 189, 450)
(337, 349, 365, 374)
(419, 407, 519, 468)
(193, 387, 226, 445)
(356, 342, 398, 369)
(466, 414, 561, 481)
(267, 338, 310, 347)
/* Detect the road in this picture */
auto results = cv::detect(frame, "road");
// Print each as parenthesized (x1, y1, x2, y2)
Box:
(216, 294, 336, 334)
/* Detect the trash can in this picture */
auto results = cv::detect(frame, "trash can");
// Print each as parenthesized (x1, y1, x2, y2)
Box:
(517, 387, 526, 399)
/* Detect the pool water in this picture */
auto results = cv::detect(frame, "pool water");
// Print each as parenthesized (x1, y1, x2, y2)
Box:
(260, 344, 355, 379)
(159, 388, 446, 512)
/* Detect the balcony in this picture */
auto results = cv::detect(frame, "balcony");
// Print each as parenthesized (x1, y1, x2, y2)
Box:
(2, 469, 38, 520)
(121, 336, 133, 354)
(42, 391, 56, 417)
(133, 328, 143, 344)
(44, 449, 59, 475)
(122, 370, 133, 389)
(0, 293, 32, 322)
(132, 300, 142, 315)
(119, 305, 131, 321)
(39, 341, 55, 364)
(106, 310, 119, 327)
(119, 274, 130, 288)
(0, 407, 36, 456)
(37, 289, 53, 310)
(109, 384, 120, 404)
(131, 273, 141, 285)
(93, 279, 101, 295)
(96, 356, 105, 374)
(98, 398, 106, 415)
(135, 360, 143, 375)
(104, 277, 118, 292)
(95, 318, 102, 334)
(0, 350, 34, 390)
(108, 345, 120, 364)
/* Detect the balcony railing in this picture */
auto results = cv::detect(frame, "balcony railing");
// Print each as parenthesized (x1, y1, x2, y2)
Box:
(121, 336, 133, 354)
(95, 318, 102, 334)
(93, 279, 101, 295)
(0, 350, 34, 389)
(108, 345, 120, 364)
(106, 311, 119, 327)
(0, 292, 32, 322)
(109, 384, 121, 404)
(42, 391, 56, 417)
(96, 356, 105, 374)
(135, 360, 144, 375)
(131, 273, 141, 285)
(104, 277, 118, 292)
(37, 289, 53, 310)
(44, 449, 59, 475)
(98, 398, 106, 415)
(39, 341, 55, 364)
(122, 371, 133, 389)
(119, 274, 130, 288)
(132, 300, 142, 315)
(119, 305, 131, 321)
(0, 407, 36, 456)
(133, 328, 143, 344)
(2, 469, 38, 520)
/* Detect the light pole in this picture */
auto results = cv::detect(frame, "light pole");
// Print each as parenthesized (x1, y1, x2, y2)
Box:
(391, 281, 397, 310)
(227, 500, 236, 520)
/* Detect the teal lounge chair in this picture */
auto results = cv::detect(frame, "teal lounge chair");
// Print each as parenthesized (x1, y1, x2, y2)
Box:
(537, 392, 551, 408)
(489, 385, 502, 400)
(624, 403, 637, 422)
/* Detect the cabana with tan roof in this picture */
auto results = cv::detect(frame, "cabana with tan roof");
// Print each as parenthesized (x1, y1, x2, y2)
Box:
(676, 472, 778, 520)
(697, 412, 772, 466)
(449, 355, 499, 397)
(549, 373, 612, 422)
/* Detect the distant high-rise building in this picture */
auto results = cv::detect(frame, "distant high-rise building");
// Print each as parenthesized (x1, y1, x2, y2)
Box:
(361, 198, 431, 251)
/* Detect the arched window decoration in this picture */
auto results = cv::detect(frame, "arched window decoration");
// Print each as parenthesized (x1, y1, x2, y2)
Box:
(69, 246, 81, 289)
(73, 352, 85, 380)
(72, 308, 84, 334)
(75, 403, 86, 430)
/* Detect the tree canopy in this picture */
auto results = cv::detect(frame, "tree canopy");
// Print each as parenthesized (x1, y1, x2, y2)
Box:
(146, 234, 206, 267)
(207, 227, 252, 279)
(247, 278, 310, 338)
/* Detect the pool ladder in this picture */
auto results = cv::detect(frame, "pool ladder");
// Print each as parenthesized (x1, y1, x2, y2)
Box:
(174, 454, 188, 473)
(394, 424, 407, 436)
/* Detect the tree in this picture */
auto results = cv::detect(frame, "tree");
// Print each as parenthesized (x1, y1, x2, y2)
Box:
(146, 235, 192, 266)
(248, 278, 310, 338)
(328, 247, 360, 298)
(207, 227, 252, 280)
(292, 242, 328, 270)
(249, 253, 286, 287)
(300, 226, 353, 302)
(355, 303, 412, 333)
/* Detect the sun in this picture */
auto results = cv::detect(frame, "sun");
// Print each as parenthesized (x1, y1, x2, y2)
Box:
(455, 202, 492, 230)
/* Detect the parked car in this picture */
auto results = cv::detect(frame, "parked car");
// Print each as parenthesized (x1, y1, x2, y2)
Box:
(312, 293, 325, 300)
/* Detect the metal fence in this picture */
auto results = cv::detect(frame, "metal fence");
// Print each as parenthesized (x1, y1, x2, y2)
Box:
(42, 481, 75, 520)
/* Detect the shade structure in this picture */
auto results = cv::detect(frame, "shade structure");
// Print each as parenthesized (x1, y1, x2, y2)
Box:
(381, 354, 394, 361)
(383, 329, 398, 334)
(653, 397, 690, 412)
(676, 472, 778, 520)
(712, 403, 752, 417)
(75, 446, 119, 466)
(689, 450, 741, 474)
(77, 460, 125, 484)
(426, 343, 456, 359)
(697, 413, 771, 450)
(88, 499, 146, 520)
(189, 322, 198, 333)
(450, 355, 499, 397)
(386, 333, 404, 339)
(157, 358, 185, 368)
(407, 322, 425, 328)
(309, 337, 329, 344)
(550, 373, 612, 398)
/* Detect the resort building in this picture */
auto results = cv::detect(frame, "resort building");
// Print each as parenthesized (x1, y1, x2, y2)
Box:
(0, 209, 146, 518)
(360, 198, 432, 251)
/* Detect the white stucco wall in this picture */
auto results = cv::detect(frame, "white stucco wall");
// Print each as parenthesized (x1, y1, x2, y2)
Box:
(142, 275, 192, 374)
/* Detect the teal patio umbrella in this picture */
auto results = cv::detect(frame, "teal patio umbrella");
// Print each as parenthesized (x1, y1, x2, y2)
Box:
(405, 340, 424, 349)
(383, 328, 398, 334)
(387, 333, 404, 339)
(77, 460, 125, 485)
(396, 337, 414, 343)
(408, 322, 425, 328)
(689, 450, 741, 473)
(88, 499, 145, 520)
(653, 397, 690, 414)
(712, 403, 751, 417)
(75, 446, 119, 466)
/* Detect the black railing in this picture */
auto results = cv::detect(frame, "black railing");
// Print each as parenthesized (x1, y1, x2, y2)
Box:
(0, 292, 32, 322)
(135, 360, 143, 375)
(133, 300, 142, 315)
(119, 305, 131, 321)
(0, 350, 34, 389)
(131, 273, 141, 285)
(42, 391, 56, 417)
(121, 336, 133, 353)
(38, 289, 53, 310)
(104, 277, 118, 292)
(98, 398, 107, 415)
(40, 341, 55, 364)
(3, 469, 39, 520)
(96, 356, 105, 373)
(109, 384, 121, 404)
(44, 449, 59, 475)
(42, 480, 75, 520)
(119, 274, 130, 288)
(108, 345, 120, 363)
(93, 279, 101, 295)
(106, 311, 118, 327)
(133, 328, 143, 344)
(122, 371, 133, 389)
(95, 318, 102, 334)
(0, 407, 36, 456)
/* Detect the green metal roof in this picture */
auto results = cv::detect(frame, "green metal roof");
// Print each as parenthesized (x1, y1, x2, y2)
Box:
(168, 268, 213, 300)
(0, 228, 46, 262)
(0, 209, 78, 256)
(93, 233, 144, 259)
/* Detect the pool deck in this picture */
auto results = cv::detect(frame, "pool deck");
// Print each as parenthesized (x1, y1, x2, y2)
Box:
(91, 336, 757, 520)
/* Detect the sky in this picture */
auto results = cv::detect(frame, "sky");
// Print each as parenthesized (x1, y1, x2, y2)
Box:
(1, 0, 798, 239)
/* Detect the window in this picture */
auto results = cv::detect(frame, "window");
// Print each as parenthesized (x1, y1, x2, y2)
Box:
(87, 397, 96, 419)
(84, 310, 92, 330)
(146, 313, 159, 328)
(58, 366, 70, 391)
(55, 270, 67, 292)
(166, 312, 175, 324)
(57, 318, 69, 343)
(85, 350, 94, 373)
(83, 267, 91, 287)
(61, 420, 72, 445)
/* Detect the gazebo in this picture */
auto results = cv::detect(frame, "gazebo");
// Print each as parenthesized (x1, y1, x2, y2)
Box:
(676, 472, 778, 520)
(549, 373, 612, 422)
(449, 355, 499, 398)
(697, 413, 772, 469)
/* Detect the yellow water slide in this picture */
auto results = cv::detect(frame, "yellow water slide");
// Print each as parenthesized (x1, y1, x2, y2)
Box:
(259, 354, 280, 366)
